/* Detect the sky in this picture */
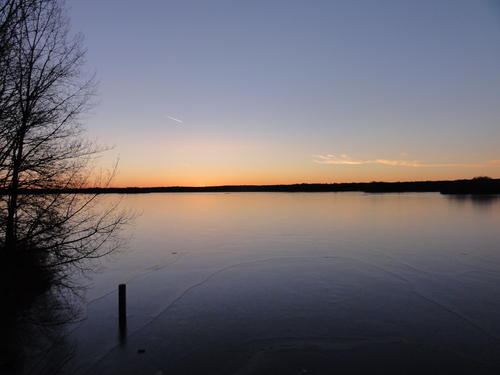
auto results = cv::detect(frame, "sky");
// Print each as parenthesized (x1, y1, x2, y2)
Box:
(66, 0, 500, 187)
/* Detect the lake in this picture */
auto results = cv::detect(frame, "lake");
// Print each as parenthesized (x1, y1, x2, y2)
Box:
(32, 192, 500, 374)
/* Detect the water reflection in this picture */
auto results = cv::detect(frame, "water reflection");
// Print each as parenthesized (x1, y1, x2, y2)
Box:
(0, 289, 79, 374)
(118, 324, 127, 345)
(10, 192, 500, 374)
(446, 193, 500, 206)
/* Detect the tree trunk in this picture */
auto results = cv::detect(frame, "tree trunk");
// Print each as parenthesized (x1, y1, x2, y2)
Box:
(5, 125, 26, 251)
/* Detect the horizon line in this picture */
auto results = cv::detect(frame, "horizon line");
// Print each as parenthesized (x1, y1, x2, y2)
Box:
(108, 176, 497, 189)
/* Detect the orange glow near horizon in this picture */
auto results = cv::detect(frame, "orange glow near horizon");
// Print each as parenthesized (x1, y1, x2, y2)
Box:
(99, 135, 500, 188)
(70, 1, 499, 191)
(109, 164, 500, 188)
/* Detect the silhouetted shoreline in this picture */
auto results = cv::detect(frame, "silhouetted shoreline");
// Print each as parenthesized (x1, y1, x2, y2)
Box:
(7, 177, 500, 195)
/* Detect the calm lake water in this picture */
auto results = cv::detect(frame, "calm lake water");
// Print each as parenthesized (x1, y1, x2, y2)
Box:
(39, 193, 500, 373)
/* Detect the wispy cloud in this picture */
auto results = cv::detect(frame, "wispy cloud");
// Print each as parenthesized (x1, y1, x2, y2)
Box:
(163, 115, 183, 123)
(312, 154, 500, 168)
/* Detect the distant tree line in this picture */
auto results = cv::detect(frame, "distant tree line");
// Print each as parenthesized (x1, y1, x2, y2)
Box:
(11, 177, 497, 195)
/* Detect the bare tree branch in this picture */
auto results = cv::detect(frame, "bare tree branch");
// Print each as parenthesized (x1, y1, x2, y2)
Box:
(0, 0, 134, 295)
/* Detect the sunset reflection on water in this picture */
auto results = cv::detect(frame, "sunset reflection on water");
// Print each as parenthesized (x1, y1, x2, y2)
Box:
(66, 192, 500, 374)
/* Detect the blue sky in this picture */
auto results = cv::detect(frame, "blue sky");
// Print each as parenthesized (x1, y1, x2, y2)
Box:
(67, 0, 500, 187)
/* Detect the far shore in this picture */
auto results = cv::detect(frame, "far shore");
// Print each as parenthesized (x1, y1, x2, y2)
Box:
(7, 177, 500, 195)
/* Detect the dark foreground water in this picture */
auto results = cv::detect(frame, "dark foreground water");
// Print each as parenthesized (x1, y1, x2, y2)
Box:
(19, 193, 500, 374)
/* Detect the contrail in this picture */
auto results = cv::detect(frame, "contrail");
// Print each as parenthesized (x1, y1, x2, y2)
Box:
(163, 115, 182, 123)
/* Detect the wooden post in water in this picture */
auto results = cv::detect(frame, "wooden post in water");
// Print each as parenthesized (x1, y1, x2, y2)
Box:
(119, 284, 126, 327)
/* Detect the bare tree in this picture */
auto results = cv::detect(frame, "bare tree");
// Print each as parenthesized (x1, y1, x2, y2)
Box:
(0, 0, 132, 293)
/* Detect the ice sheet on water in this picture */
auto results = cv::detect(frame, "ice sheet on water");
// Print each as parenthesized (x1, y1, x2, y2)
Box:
(67, 232, 500, 374)
(60, 193, 500, 373)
